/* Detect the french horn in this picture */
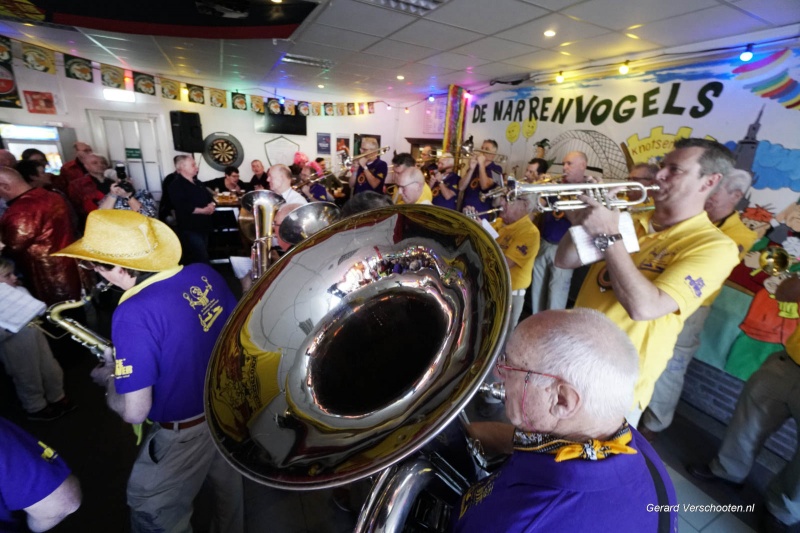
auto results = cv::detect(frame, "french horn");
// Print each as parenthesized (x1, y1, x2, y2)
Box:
(206, 205, 510, 497)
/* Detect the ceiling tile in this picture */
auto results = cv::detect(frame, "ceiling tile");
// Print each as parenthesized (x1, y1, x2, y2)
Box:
(425, 0, 548, 35)
(298, 24, 381, 51)
(517, 0, 585, 9)
(288, 41, 355, 62)
(392, 62, 455, 82)
(563, 0, 719, 31)
(313, 0, 417, 37)
(343, 52, 407, 69)
(418, 52, 491, 70)
(362, 40, 439, 62)
(388, 19, 483, 50)
(639, 5, 770, 47)
(496, 12, 611, 48)
(560, 33, 662, 59)
(449, 37, 542, 62)
(503, 49, 587, 70)
(433, 71, 493, 87)
(733, 0, 800, 25)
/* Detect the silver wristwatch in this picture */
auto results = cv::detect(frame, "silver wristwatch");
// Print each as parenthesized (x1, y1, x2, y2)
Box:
(593, 233, 623, 252)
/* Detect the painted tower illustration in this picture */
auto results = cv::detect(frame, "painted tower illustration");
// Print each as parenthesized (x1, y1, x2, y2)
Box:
(733, 106, 763, 173)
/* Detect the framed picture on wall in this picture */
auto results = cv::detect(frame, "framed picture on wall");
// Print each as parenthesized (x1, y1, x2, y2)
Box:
(317, 133, 331, 154)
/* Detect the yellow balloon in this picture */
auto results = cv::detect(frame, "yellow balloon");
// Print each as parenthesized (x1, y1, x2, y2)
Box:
(506, 122, 520, 144)
(522, 119, 537, 139)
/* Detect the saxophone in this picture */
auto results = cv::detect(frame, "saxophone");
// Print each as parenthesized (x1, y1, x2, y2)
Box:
(45, 291, 113, 360)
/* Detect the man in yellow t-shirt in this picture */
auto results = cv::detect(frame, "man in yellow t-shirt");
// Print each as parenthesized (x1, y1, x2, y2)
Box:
(640, 168, 758, 439)
(688, 277, 800, 531)
(394, 168, 432, 205)
(490, 195, 540, 337)
(555, 138, 740, 425)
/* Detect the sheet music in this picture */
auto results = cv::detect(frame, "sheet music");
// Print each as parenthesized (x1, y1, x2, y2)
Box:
(0, 284, 46, 333)
(569, 211, 640, 266)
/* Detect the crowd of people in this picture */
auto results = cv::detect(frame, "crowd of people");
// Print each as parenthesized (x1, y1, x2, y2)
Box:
(0, 135, 797, 533)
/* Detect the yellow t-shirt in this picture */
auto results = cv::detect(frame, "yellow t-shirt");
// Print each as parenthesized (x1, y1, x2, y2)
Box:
(575, 210, 739, 408)
(395, 183, 433, 205)
(785, 324, 800, 365)
(701, 212, 758, 306)
(492, 216, 540, 291)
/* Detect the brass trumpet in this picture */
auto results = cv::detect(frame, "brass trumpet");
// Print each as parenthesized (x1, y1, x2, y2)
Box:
(292, 171, 345, 191)
(465, 206, 504, 221)
(480, 181, 660, 212)
(343, 146, 390, 167)
(460, 145, 508, 164)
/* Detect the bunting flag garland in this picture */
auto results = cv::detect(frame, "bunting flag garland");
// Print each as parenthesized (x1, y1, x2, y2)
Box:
(133, 71, 156, 95)
(20, 43, 55, 74)
(187, 84, 205, 104)
(100, 63, 124, 88)
(2, 32, 385, 116)
(0, 36, 22, 109)
(231, 92, 247, 110)
(209, 88, 227, 108)
(251, 95, 264, 114)
(64, 54, 93, 83)
(161, 78, 179, 100)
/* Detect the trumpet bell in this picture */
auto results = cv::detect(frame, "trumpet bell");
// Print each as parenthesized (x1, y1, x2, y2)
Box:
(760, 247, 792, 276)
(278, 202, 341, 245)
(205, 205, 510, 489)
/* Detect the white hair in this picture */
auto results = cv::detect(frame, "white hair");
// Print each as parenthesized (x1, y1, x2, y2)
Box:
(526, 309, 639, 421)
(721, 168, 752, 195)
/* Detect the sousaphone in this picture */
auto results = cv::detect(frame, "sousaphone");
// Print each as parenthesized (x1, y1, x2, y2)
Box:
(205, 205, 510, 513)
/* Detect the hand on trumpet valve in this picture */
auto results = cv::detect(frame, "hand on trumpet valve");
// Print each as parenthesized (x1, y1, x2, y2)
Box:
(463, 206, 479, 219)
(570, 193, 621, 233)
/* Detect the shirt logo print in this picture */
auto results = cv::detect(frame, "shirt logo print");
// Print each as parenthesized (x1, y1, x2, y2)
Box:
(183, 275, 224, 332)
(685, 275, 705, 297)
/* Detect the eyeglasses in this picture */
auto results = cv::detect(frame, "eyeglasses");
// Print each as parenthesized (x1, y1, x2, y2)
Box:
(396, 182, 420, 191)
(495, 354, 564, 430)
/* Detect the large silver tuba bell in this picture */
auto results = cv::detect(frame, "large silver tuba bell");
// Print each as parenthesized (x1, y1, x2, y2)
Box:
(206, 206, 510, 515)
(278, 201, 341, 246)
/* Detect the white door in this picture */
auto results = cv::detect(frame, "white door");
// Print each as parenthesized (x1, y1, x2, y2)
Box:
(86, 109, 165, 200)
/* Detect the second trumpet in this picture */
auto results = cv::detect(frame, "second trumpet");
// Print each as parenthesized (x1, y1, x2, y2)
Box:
(481, 181, 660, 212)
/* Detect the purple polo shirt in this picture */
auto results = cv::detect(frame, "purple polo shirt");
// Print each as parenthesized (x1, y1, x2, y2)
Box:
(461, 162, 503, 218)
(112, 264, 237, 422)
(353, 158, 388, 195)
(431, 172, 460, 210)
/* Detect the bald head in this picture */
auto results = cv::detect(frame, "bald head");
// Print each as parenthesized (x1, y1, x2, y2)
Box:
(0, 167, 32, 201)
(0, 149, 17, 168)
(562, 151, 588, 184)
(505, 309, 638, 435)
(267, 164, 292, 194)
(396, 167, 425, 204)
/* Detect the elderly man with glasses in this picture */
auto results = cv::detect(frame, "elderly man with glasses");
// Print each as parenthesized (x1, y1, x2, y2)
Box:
(454, 309, 677, 533)
(394, 167, 432, 205)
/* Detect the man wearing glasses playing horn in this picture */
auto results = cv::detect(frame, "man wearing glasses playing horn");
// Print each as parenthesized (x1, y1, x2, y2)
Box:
(454, 309, 678, 532)
(555, 138, 740, 426)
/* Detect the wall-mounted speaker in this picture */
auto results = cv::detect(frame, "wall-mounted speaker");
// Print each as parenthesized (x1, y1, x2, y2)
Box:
(170, 111, 204, 153)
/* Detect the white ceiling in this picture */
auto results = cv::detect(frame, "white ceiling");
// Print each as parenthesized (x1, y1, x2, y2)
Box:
(1, 0, 799, 104)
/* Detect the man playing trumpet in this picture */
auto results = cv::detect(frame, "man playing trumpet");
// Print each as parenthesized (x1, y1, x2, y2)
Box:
(460, 139, 502, 219)
(555, 138, 740, 426)
(430, 152, 460, 211)
(350, 137, 388, 197)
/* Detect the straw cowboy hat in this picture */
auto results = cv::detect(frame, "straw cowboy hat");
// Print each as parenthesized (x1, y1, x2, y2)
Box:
(54, 210, 181, 272)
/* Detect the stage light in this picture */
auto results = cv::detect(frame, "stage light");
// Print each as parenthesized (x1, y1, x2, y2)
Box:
(740, 43, 754, 62)
(619, 61, 630, 75)
(556, 71, 564, 83)
(428, 95, 435, 102)
(404, 107, 409, 113)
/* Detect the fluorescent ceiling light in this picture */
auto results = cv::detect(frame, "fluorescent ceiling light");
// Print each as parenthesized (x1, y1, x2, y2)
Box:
(280, 54, 333, 69)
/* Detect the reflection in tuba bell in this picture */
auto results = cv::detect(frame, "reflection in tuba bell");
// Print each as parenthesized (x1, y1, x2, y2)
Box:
(238, 190, 286, 280)
(206, 206, 511, 528)
(278, 202, 341, 246)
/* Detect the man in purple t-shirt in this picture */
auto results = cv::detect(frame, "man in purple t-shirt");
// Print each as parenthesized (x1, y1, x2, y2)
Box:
(454, 309, 677, 533)
(459, 139, 503, 218)
(54, 209, 243, 533)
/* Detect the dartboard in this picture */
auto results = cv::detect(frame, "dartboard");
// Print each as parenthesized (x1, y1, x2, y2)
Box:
(202, 132, 245, 171)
